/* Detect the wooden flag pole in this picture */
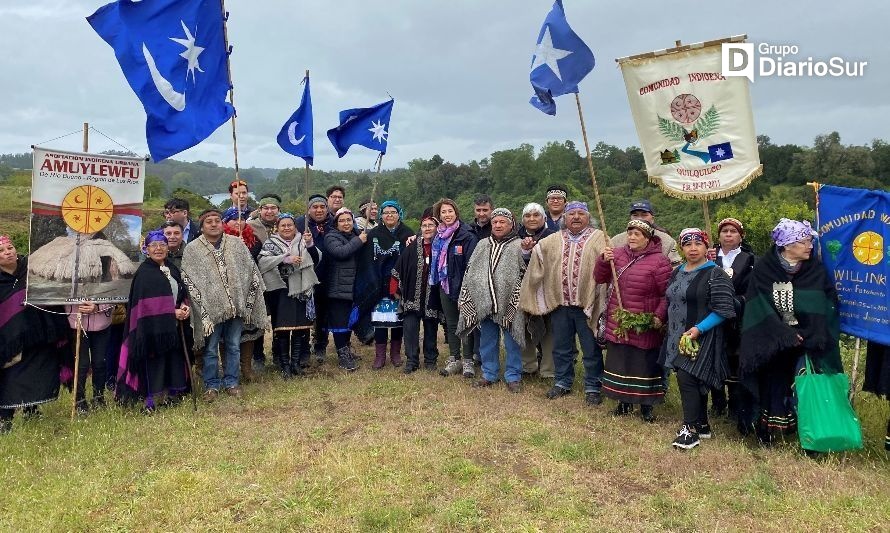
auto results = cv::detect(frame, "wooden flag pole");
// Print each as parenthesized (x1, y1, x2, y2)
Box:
(702, 200, 713, 237)
(71, 122, 89, 420)
(220, 0, 240, 182)
(574, 93, 623, 309)
(850, 337, 861, 403)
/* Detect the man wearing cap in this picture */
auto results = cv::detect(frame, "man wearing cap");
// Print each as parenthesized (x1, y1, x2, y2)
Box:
(611, 200, 682, 267)
(249, 193, 282, 243)
(297, 194, 336, 361)
(181, 209, 268, 401)
(457, 208, 527, 392)
(520, 201, 608, 404)
(544, 184, 569, 232)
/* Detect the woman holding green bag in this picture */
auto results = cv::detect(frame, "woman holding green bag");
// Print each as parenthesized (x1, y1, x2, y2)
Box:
(739, 219, 845, 447)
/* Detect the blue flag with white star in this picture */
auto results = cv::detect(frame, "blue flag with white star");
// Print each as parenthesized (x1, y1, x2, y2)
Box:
(277, 76, 314, 165)
(88, 0, 235, 162)
(529, 0, 595, 115)
(327, 99, 394, 158)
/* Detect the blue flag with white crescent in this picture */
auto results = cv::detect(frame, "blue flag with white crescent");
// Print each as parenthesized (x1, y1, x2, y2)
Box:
(818, 185, 890, 344)
(277, 76, 314, 165)
(87, 0, 235, 162)
(529, 0, 595, 115)
(327, 99, 394, 158)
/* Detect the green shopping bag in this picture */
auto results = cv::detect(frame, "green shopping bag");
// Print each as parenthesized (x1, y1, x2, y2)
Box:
(795, 356, 863, 452)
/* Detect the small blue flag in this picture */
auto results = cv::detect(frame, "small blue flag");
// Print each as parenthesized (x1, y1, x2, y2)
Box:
(529, 0, 595, 115)
(327, 99, 394, 158)
(277, 76, 314, 165)
(88, 0, 235, 162)
(708, 142, 734, 162)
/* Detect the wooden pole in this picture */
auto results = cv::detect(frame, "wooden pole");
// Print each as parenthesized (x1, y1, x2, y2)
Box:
(574, 93, 623, 309)
(179, 322, 198, 412)
(701, 199, 712, 237)
(70, 122, 89, 419)
(850, 337, 861, 403)
(71, 315, 83, 420)
(220, 0, 240, 182)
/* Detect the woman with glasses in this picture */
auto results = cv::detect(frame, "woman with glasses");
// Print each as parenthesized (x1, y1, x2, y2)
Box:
(739, 219, 842, 446)
(116, 230, 192, 411)
(355, 200, 414, 369)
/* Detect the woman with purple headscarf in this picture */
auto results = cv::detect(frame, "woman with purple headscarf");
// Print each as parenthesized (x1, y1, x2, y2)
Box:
(739, 218, 842, 446)
(116, 230, 192, 410)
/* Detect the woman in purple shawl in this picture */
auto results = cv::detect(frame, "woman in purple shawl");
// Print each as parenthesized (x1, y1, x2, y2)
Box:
(115, 230, 192, 410)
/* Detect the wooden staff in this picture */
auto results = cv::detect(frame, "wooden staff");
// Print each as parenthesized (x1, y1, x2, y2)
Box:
(220, 0, 240, 183)
(70, 312, 83, 420)
(849, 337, 861, 403)
(574, 93, 623, 309)
(179, 322, 198, 412)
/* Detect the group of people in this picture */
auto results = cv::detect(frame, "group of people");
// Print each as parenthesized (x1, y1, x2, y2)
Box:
(1, 181, 888, 454)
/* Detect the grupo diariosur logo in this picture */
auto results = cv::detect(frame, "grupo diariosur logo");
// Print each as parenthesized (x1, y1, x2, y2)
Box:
(721, 43, 867, 81)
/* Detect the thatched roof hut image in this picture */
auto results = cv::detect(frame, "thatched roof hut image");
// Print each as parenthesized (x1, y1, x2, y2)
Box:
(28, 234, 138, 283)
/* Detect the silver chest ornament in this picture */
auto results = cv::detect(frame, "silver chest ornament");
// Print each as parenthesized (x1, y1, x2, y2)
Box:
(772, 281, 798, 326)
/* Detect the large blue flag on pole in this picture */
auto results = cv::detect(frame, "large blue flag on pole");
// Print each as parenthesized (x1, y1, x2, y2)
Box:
(88, 0, 235, 162)
(528, 0, 595, 115)
(327, 99, 394, 158)
(818, 184, 890, 344)
(277, 76, 314, 165)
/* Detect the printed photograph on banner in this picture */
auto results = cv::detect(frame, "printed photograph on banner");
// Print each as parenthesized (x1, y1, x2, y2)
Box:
(26, 147, 145, 305)
(619, 40, 762, 200)
(818, 185, 890, 343)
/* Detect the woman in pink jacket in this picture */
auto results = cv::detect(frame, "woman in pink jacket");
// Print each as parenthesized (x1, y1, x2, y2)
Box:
(594, 219, 672, 422)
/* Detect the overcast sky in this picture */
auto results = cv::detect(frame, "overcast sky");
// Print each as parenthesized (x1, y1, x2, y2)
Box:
(1, 1, 887, 172)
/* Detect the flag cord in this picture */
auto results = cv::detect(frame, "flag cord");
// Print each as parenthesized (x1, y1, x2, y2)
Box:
(89, 126, 138, 155)
(574, 93, 623, 310)
(32, 128, 86, 147)
(370, 153, 383, 207)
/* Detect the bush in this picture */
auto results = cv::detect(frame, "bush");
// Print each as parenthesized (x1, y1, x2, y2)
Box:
(714, 199, 814, 255)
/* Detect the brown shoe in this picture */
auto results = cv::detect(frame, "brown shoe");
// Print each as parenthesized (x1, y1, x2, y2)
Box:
(472, 378, 495, 388)
(506, 381, 522, 393)
(203, 389, 219, 403)
(225, 386, 242, 398)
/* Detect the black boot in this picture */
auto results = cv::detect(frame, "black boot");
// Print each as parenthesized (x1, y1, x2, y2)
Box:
(290, 333, 305, 377)
(337, 346, 358, 371)
(298, 332, 311, 369)
(276, 333, 292, 379)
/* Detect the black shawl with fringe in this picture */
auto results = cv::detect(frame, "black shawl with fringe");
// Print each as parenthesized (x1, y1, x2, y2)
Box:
(123, 259, 186, 368)
(739, 246, 842, 376)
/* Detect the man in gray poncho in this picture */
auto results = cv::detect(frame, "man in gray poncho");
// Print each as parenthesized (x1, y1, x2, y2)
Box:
(457, 208, 527, 392)
(181, 209, 268, 400)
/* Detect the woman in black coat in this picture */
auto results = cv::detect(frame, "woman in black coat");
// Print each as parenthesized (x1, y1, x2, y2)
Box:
(323, 208, 367, 371)
(709, 218, 756, 431)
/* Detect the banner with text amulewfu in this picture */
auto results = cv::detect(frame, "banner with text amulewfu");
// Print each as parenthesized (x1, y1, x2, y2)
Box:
(26, 147, 145, 305)
(818, 184, 890, 344)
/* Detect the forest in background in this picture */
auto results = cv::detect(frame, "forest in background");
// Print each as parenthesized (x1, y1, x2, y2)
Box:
(3, 131, 889, 254)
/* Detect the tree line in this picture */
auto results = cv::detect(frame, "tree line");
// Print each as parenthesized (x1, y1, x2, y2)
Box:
(3, 131, 889, 255)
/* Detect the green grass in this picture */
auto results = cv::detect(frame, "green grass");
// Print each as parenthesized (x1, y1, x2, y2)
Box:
(1, 342, 888, 531)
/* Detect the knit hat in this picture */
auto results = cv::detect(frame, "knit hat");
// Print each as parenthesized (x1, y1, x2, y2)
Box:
(679, 228, 710, 247)
(718, 217, 744, 235)
(333, 207, 354, 224)
(490, 207, 515, 227)
(307, 194, 327, 208)
(771, 218, 816, 247)
(626, 219, 654, 239)
(565, 201, 589, 214)
(276, 212, 296, 225)
(198, 209, 223, 226)
(0, 234, 11, 247)
(258, 195, 281, 207)
(379, 199, 403, 220)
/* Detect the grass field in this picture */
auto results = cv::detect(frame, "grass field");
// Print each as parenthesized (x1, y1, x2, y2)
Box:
(1, 339, 888, 532)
